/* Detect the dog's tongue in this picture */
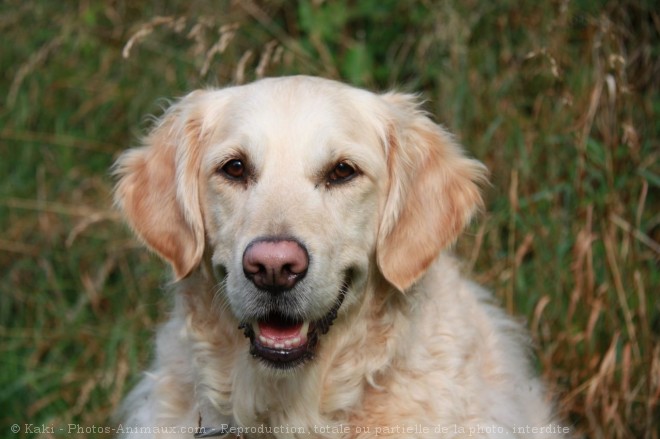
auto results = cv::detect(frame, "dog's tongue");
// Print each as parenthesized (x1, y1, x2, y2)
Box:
(258, 320, 304, 341)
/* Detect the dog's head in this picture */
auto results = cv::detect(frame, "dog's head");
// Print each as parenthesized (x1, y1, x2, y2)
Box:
(114, 76, 486, 369)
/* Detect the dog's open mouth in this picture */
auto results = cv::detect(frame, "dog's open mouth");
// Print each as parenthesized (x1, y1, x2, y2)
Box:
(239, 283, 348, 369)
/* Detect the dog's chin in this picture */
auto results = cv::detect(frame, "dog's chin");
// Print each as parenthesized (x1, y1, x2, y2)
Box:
(238, 283, 348, 370)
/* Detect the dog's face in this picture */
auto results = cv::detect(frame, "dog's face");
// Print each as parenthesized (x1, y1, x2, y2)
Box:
(202, 80, 387, 367)
(115, 76, 485, 370)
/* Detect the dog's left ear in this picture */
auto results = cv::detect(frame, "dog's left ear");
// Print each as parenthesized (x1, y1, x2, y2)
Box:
(113, 91, 213, 280)
(377, 93, 488, 292)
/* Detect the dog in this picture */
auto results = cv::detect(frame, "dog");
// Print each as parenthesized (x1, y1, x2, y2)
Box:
(114, 76, 567, 438)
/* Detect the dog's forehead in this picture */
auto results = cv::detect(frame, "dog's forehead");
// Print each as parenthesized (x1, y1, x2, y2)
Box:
(236, 81, 353, 132)
(219, 78, 383, 151)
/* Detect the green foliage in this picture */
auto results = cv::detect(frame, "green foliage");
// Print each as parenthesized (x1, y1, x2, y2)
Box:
(1, 0, 658, 437)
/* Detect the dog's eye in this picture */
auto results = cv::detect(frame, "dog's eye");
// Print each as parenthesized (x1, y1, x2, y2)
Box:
(220, 159, 246, 180)
(327, 161, 357, 185)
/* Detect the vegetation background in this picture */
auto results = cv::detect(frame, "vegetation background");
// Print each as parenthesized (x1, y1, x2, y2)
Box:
(1, 1, 658, 438)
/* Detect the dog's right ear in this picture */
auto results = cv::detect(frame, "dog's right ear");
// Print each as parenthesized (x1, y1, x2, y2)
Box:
(113, 91, 216, 280)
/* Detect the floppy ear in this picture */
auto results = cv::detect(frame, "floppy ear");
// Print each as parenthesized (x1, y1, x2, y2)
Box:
(377, 93, 488, 292)
(113, 91, 211, 280)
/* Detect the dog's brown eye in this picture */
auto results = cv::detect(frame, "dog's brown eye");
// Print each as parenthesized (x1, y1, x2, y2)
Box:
(328, 161, 357, 184)
(221, 159, 246, 180)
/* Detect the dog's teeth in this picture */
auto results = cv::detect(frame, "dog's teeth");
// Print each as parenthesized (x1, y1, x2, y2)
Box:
(259, 335, 272, 347)
(300, 321, 310, 337)
(255, 321, 311, 349)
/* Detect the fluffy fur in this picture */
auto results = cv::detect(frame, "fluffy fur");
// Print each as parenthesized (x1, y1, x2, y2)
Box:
(114, 76, 567, 438)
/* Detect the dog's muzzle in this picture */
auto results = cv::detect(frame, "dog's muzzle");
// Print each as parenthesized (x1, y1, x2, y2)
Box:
(237, 237, 351, 368)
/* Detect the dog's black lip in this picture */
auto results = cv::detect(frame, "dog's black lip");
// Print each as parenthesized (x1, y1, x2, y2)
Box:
(249, 339, 316, 368)
(239, 279, 349, 369)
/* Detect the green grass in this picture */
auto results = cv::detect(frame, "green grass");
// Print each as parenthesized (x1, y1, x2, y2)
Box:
(1, 1, 658, 438)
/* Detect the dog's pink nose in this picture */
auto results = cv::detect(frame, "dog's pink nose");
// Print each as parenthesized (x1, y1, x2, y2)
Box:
(243, 239, 309, 292)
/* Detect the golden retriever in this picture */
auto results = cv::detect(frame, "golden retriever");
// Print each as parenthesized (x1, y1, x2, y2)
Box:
(114, 76, 568, 438)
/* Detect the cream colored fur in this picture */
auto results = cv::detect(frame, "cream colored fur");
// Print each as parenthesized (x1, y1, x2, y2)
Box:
(113, 76, 567, 438)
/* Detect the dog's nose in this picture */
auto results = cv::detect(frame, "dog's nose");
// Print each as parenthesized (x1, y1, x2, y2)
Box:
(243, 239, 309, 292)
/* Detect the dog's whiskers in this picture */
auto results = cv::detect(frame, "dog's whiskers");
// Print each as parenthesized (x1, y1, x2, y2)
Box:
(210, 278, 232, 314)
